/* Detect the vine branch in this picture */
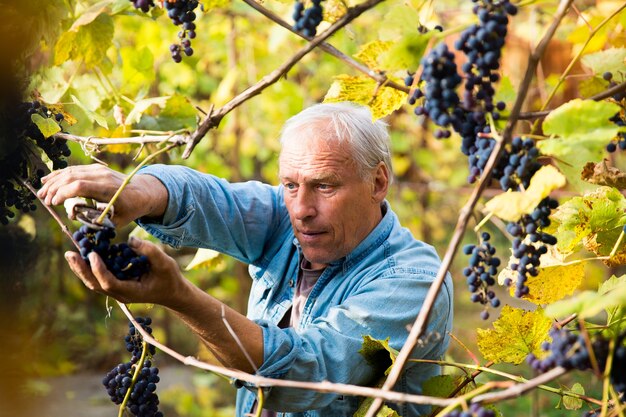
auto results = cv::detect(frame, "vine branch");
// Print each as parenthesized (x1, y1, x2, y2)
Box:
(181, 0, 387, 158)
(364, 0, 575, 415)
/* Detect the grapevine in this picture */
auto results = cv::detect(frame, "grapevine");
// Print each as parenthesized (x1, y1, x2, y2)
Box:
(102, 317, 163, 417)
(463, 232, 501, 320)
(292, 0, 324, 37)
(0, 99, 69, 225)
(128, 0, 200, 62)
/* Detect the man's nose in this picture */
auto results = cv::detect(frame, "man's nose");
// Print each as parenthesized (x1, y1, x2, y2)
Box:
(292, 187, 317, 220)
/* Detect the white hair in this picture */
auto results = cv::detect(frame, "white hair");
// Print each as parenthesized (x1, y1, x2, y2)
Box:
(279, 102, 393, 183)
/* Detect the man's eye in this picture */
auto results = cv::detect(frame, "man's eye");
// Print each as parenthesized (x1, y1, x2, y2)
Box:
(318, 184, 332, 190)
(285, 183, 297, 190)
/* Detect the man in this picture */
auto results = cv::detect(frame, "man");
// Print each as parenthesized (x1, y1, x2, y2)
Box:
(38, 102, 453, 416)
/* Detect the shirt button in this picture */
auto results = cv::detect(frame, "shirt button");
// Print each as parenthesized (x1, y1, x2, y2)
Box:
(288, 279, 295, 287)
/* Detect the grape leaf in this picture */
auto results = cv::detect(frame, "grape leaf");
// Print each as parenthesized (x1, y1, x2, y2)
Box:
(54, 13, 114, 67)
(538, 99, 621, 191)
(578, 77, 608, 98)
(378, 3, 421, 41)
(477, 306, 552, 365)
(121, 47, 155, 93)
(353, 40, 394, 72)
(31, 114, 61, 138)
(69, 0, 115, 30)
(378, 32, 433, 72)
(358, 335, 398, 376)
(157, 95, 197, 131)
(544, 277, 626, 319)
(581, 47, 626, 76)
(498, 251, 585, 305)
(185, 248, 221, 271)
(549, 186, 626, 258)
(421, 375, 473, 398)
(125, 96, 170, 126)
(324, 75, 407, 120)
(484, 165, 566, 221)
(563, 383, 584, 410)
(353, 398, 400, 417)
(71, 95, 108, 129)
(543, 99, 621, 142)
(581, 160, 626, 189)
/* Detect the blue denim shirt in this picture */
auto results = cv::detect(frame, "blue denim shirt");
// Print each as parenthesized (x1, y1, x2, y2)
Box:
(137, 165, 453, 417)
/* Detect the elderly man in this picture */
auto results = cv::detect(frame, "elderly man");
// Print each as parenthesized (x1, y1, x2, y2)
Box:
(38, 102, 453, 416)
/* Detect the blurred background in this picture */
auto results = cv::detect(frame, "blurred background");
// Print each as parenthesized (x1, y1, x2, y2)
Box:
(1, 0, 624, 416)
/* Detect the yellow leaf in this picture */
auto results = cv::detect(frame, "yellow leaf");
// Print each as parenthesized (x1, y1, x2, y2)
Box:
(484, 165, 566, 221)
(353, 40, 394, 72)
(498, 248, 584, 304)
(323, 75, 407, 120)
(477, 306, 552, 365)
(185, 248, 221, 271)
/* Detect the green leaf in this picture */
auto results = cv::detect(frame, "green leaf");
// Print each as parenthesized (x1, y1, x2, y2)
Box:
(378, 4, 421, 40)
(71, 94, 108, 129)
(378, 32, 433, 72)
(121, 46, 155, 92)
(484, 165, 566, 221)
(477, 306, 552, 365)
(324, 75, 407, 120)
(30, 114, 61, 138)
(125, 96, 170, 126)
(353, 398, 400, 417)
(185, 248, 221, 271)
(538, 99, 621, 191)
(421, 375, 472, 398)
(545, 276, 626, 319)
(157, 95, 198, 131)
(563, 383, 584, 410)
(69, 0, 115, 30)
(54, 13, 114, 67)
(542, 99, 621, 142)
(358, 335, 398, 376)
(581, 47, 626, 76)
(549, 187, 626, 263)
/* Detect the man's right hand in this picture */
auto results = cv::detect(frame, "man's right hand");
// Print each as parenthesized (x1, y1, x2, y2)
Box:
(37, 164, 168, 227)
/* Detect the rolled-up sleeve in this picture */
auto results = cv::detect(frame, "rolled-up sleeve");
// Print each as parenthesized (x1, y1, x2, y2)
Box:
(135, 164, 289, 264)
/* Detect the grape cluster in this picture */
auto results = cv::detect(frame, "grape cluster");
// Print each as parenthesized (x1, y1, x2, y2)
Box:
(102, 317, 163, 417)
(463, 232, 501, 320)
(129, 0, 155, 13)
(527, 326, 626, 400)
(527, 326, 606, 373)
(293, 0, 324, 38)
(0, 100, 68, 225)
(74, 225, 149, 280)
(165, 0, 199, 62)
(411, 43, 462, 139)
(504, 197, 558, 298)
(443, 403, 496, 417)
(406, 0, 519, 186)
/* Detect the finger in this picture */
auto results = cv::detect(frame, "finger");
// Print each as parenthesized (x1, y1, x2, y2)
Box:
(39, 165, 114, 203)
(88, 252, 141, 301)
(65, 251, 103, 292)
(128, 236, 179, 273)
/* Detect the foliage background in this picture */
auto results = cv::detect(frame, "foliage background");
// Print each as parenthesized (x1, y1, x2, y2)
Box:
(0, 0, 625, 416)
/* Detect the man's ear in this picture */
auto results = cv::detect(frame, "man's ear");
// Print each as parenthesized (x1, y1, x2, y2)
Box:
(371, 162, 389, 203)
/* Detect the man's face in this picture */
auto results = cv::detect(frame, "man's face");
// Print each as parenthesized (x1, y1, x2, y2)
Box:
(279, 128, 385, 269)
